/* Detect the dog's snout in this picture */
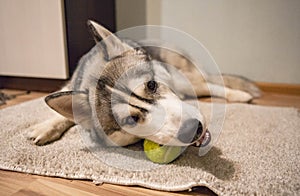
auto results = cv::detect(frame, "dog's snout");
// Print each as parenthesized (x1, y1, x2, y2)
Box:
(177, 119, 203, 144)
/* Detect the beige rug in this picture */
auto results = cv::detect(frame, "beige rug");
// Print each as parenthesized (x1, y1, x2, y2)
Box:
(0, 98, 299, 195)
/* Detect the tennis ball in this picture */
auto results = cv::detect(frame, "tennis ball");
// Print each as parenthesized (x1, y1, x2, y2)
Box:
(143, 139, 182, 164)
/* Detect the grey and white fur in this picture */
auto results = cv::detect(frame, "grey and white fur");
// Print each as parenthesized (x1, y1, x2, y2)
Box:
(28, 21, 260, 147)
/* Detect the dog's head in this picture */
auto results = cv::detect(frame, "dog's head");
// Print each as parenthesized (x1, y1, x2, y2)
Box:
(45, 21, 207, 146)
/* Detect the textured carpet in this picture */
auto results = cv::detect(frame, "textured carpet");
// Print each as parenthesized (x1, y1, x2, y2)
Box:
(0, 98, 299, 195)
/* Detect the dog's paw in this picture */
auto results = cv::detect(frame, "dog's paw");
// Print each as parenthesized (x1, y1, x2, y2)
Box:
(226, 89, 253, 102)
(26, 116, 74, 145)
(26, 121, 64, 145)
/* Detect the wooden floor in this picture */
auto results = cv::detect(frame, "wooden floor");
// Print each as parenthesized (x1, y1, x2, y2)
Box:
(0, 87, 299, 196)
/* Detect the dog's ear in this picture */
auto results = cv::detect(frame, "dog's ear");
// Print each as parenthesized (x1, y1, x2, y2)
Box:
(45, 91, 91, 122)
(87, 20, 132, 58)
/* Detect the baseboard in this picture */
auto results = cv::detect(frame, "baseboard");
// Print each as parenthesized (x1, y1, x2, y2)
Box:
(0, 76, 67, 92)
(256, 82, 300, 96)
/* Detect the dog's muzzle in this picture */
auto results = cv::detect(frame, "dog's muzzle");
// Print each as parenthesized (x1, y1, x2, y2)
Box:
(177, 118, 204, 144)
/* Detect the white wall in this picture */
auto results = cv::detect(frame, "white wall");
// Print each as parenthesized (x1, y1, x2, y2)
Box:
(0, 0, 68, 79)
(116, 0, 300, 84)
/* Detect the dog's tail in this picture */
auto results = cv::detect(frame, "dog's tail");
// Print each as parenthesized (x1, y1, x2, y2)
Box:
(208, 74, 261, 98)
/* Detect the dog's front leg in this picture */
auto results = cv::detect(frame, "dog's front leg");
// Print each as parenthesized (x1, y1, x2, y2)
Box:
(27, 115, 74, 145)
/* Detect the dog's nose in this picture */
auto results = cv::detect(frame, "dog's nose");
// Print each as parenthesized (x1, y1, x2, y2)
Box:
(177, 119, 203, 144)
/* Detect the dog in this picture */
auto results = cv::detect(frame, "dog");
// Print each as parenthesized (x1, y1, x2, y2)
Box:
(28, 21, 260, 147)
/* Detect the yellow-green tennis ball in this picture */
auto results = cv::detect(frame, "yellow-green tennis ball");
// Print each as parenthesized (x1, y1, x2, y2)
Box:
(143, 139, 182, 164)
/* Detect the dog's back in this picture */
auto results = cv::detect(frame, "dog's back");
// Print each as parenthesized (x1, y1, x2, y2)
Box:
(28, 21, 261, 147)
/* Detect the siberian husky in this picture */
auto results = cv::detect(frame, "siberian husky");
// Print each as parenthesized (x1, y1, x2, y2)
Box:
(28, 21, 260, 147)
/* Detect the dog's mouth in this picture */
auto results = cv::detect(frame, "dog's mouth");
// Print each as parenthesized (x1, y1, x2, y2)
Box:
(193, 129, 211, 147)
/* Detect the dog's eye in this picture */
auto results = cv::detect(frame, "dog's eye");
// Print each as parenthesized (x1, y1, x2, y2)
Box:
(125, 115, 139, 126)
(147, 80, 158, 93)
